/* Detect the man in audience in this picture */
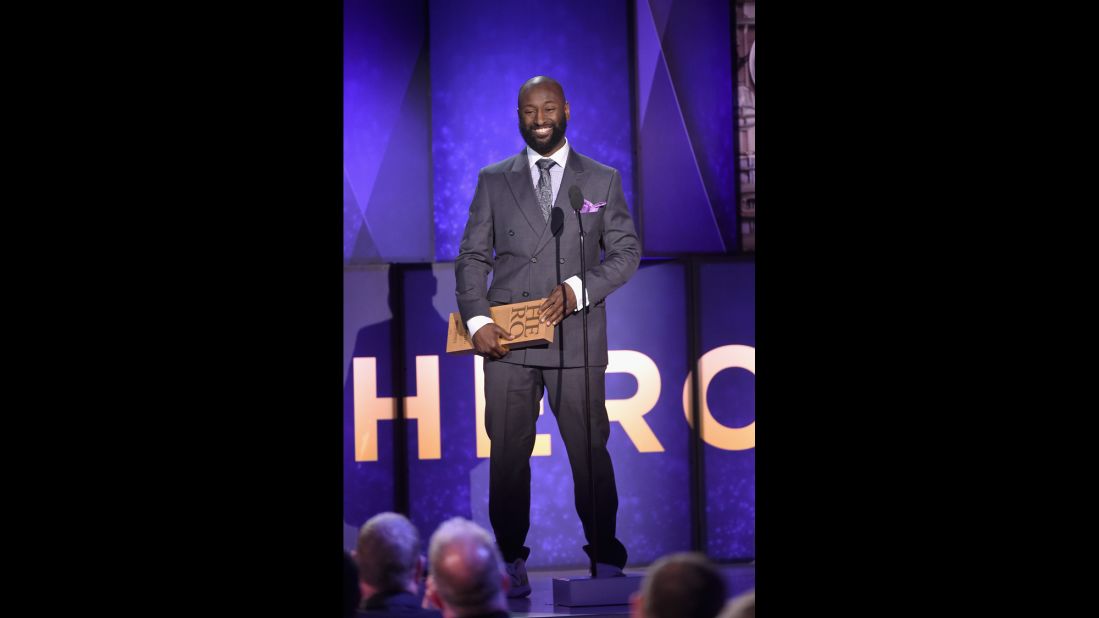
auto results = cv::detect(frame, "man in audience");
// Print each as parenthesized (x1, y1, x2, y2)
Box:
(630, 552, 727, 618)
(354, 512, 441, 617)
(424, 517, 511, 618)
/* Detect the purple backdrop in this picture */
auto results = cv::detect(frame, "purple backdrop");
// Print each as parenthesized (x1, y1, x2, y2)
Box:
(344, 1, 433, 263)
(428, 0, 635, 261)
(636, 0, 737, 254)
(343, 0, 753, 567)
(344, 260, 754, 567)
(343, 0, 739, 261)
(699, 260, 755, 560)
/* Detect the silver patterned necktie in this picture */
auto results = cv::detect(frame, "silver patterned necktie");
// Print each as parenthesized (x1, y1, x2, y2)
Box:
(536, 158, 556, 221)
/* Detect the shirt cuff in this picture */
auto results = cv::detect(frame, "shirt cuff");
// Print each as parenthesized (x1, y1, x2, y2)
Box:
(467, 315, 495, 338)
(564, 276, 589, 312)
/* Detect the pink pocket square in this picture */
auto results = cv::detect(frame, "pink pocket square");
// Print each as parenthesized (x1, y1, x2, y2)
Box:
(580, 200, 607, 213)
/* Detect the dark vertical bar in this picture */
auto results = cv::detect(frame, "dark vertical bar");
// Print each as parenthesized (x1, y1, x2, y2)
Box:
(338, 0, 348, 552)
(424, 0, 435, 259)
(390, 264, 410, 516)
(686, 256, 707, 552)
(626, 0, 643, 247)
(730, 0, 742, 254)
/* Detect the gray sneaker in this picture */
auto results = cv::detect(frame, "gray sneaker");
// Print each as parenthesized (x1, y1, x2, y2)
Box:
(505, 557, 532, 598)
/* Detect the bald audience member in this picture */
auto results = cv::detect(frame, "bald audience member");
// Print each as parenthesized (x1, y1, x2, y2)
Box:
(630, 552, 727, 618)
(425, 517, 511, 618)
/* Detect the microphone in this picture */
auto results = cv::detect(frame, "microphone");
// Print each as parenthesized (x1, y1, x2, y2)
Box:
(568, 185, 584, 213)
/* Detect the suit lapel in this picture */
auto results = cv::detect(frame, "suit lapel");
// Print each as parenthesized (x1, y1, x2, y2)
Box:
(503, 150, 546, 236)
(534, 149, 587, 257)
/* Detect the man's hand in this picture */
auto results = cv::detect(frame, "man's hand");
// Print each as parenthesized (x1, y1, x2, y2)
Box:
(472, 323, 515, 359)
(539, 283, 576, 328)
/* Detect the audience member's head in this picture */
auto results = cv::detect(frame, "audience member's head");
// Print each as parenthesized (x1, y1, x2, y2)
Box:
(426, 517, 510, 618)
(355, 512, 425, 601)
(344, 550, 363, 618)
(718, 588, 755, 618)
(630, 552, 727, 618)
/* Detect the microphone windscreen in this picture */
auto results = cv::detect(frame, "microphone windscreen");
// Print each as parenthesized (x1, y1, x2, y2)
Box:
(568, 185, 584, 212)
(551, 207, 564, 236)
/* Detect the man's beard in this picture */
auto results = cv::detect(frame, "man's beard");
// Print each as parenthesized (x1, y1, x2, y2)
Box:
(520, 117, 568, 155)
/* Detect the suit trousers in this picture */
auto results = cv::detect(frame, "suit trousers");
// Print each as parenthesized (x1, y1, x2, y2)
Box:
(483, 359, 628, 568)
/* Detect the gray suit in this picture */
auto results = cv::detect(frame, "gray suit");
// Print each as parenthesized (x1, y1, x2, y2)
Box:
(455, 147, 640, 567)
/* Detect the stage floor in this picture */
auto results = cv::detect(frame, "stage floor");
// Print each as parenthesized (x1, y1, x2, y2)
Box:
(507, 563, 755, 618)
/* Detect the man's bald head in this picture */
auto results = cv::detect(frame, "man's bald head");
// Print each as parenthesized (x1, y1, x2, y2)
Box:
(518, 75, 566, 106)
(428, 518, 508, 616)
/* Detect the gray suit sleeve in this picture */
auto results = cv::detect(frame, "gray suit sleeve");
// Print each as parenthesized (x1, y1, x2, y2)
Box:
(585, 169, 641, 305)
(455, 170, 494, 325)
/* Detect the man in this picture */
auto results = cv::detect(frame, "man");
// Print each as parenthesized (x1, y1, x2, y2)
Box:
(629, 553, 727, 618)
(424, 517, 512, 618)
(455, 75, 640, 597)
(354, 512, 441, 617)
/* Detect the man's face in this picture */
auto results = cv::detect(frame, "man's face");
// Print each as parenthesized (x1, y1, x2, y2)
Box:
(518, 83, 569, 156)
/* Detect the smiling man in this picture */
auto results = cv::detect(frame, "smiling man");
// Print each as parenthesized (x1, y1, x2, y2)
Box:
(455, 75, 641, 597)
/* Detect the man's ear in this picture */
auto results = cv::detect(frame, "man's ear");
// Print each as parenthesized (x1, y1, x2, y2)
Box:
(564, 101, 570, 121)
(501, 571, 511, 594)
(425, 575, 442, 611)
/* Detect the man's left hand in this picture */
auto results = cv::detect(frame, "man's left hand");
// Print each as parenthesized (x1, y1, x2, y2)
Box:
(539, 283, 576, 327)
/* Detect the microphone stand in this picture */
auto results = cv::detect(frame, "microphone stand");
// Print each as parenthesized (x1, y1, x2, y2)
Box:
(573, 206, 597, 580)
(552, 190, 642, 607)
(553, 211, 566, 519)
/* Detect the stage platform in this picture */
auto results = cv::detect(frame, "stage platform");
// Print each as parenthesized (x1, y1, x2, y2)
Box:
(506, 563, 755, 617)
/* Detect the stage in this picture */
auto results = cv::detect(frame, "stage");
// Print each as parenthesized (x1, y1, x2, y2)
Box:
(504, 563, 755, 617)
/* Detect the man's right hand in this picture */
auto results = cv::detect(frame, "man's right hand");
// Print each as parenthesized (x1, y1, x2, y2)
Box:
(472, 323, 515, 359)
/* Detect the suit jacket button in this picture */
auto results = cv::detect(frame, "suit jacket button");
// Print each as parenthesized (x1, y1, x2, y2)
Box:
(522, 291, 529, 297)
(508, 230, 514, 236)
(530, 257, 537, 263)
(559, 258, 566, 264)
